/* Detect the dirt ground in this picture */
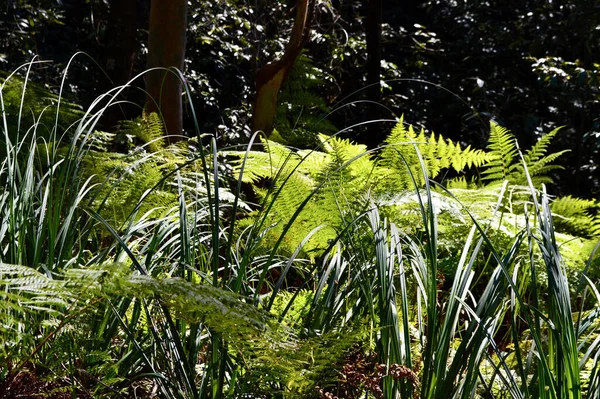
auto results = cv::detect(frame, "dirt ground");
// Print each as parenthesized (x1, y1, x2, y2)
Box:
(0, 371, 92, 399)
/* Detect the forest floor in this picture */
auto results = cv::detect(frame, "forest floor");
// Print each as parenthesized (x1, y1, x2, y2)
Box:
(0, 370, 89, 399)
(0, 369, 159, 398)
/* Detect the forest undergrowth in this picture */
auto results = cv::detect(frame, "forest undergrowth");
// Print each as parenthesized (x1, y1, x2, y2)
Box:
(0, 62, 599, 399)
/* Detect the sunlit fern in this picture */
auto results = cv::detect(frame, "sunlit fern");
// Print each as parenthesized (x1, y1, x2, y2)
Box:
(551, 195, 600, 237)
(228, 119, 597, 286)
(481, 122, 568, 185)
(228, 119, 492, 257)
(378, 117, 492, 189)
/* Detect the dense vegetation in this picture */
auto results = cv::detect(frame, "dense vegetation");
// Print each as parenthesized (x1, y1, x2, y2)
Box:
(1, 1, 599, 398)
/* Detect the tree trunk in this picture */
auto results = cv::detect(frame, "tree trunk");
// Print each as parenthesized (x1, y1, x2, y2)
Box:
(102, 0, 138, 130)
(365, 0, 383, 147)
(251, 0, 313, 136)
(146, 0, 187, 143)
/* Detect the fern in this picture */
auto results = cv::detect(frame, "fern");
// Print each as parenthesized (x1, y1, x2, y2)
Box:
(229, 135, 374, 256)
(0, 262, 290, 391)
(80, 114, 228, 230)
(481, 122, 520, 182)
(229, 118, 598, 293)
(0, 72, 84, 171)
(551, 195, 600, 237)
(230, 121, 491, 257)
(117, 112, 166, 152)
(481, 122, 568, 185)
(378, 118, 491, 189)
(82, 151, 176, 228)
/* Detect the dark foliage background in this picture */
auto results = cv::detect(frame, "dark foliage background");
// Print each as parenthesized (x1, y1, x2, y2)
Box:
(1, 0, 598, 197)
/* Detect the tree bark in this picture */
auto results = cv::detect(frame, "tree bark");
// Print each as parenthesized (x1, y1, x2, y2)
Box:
(251, 0, 313, 136)
(146, 0, 187, 143)
(102, 0, 138, 130)
(365, 0, 383, 147)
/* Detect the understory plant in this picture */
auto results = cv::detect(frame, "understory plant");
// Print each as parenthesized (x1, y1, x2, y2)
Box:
(0, 61, 599, 399)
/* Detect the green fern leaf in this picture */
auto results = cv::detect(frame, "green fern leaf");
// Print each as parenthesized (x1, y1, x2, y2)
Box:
(481, 122, 518, 182)
(380, 118, 490, 189)
(118, 112, 166, 152)
(523, 127, 562, 165)
(481, 122, 567, 186)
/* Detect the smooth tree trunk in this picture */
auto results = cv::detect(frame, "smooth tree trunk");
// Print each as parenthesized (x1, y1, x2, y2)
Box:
(365, 0, 383, 147)
(102, 0, 138, 130)
(146, 0, 187, 143)
(251, 0, 313, 136)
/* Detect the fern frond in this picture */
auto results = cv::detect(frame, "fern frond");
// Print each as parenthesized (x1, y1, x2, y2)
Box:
(379, 119, 490, 189)
(481, 122, 519, 182)
(551, 196, 600, 237)
(228, 135, 375, 256)
(0, 261, 290, 371)
(0, 73, 83, 136)
(480, 122, 567, 186)
(522, 150, 569, 179)
(228, 139, 304, 184)
(445, 176, 478, 190)
(552, 196, 595, 216)
(523, 127, 562, 165)
(0, 263, 86, 326)
(118, 112, 166, 152)
(123, 275, 278, 340)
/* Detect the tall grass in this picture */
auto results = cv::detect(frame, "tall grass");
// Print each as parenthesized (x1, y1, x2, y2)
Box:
(1, 63, 88, 271)
(0, 61, 599, 399)
(0, 60, 102, 387)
